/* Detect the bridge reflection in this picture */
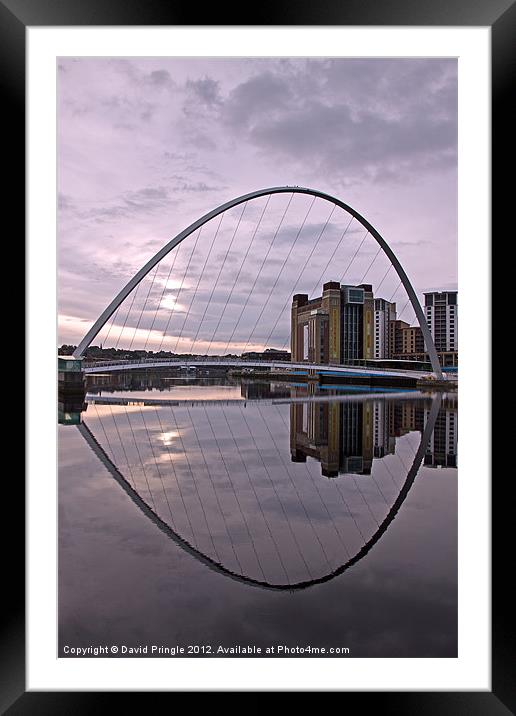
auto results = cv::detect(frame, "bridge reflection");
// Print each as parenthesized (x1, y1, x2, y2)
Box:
(62, 390, 456, 590)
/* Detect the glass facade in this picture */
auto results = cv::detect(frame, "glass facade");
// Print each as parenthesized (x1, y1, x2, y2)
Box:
(341, 303, 363, 362)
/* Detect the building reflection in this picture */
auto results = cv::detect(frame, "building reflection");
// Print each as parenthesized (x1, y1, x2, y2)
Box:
(290, 400, 373, 477)
(423, 397, 458, 468)
(290, 392, 457, 477)
(240, 381, 293, 400)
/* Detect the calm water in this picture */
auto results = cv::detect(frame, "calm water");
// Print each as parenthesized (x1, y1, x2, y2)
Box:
(59, 375, 457, 657)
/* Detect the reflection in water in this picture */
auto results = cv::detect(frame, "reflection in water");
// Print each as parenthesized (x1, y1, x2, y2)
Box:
(290, 392, 457, 478)
(71, 387, 456, 589)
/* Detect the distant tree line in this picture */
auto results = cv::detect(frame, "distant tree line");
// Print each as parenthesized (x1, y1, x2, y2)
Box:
(58, 345, 241, 360)
(58, 345, 291, 361)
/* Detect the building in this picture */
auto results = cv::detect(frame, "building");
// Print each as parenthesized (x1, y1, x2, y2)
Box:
(391, 324, 425, 361)
(387, 291, 458, 367)
(291, 281, 376, 365)
(291, 283, 458, 368)
(362, 284, 375, 360)
(374, 298, 397, 359)
(401, 326, 424, 355)
(424, 291, 458, 353)
(388, 319, 409, 357)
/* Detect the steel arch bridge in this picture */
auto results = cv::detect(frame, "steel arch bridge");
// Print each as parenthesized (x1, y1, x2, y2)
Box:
(73, 186, 443, 378)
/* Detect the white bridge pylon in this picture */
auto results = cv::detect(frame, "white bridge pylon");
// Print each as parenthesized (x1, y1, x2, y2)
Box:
(73, 186, 443, 378)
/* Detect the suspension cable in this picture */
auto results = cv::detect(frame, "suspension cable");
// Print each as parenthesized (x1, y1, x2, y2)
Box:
(375, 262, 393, 295)
(102, 304, 121, 348)
(397, 297, 412, 322)
(122, 406, 157, 511)
(159, 226, 202, 354)
(108, 405, 136, 489)
(217, 405, 294, 582)
(274, 403, 359, 550)
(222, 193, 295, 356)
(237, 403, 309, 583)
(198, 406, 265, 579)
(278, 214, 355, 350)
(189, 202, 248, 356)
(155, 226, 201, 354)
(143, 243, 182, 352)
(114, 279, 142, 350)
(152, 407, 199, 547)
(128, 264, 160, 351)
(241, 195, 314, 354)
(207, 196, 272, 356)
(255, 402, 333, 572)
(167, 211, 226, 355)
(184, 403, 249, 574)
(168, 224, 205, 354)
(166, 405, 221, 560)
(139, 407, 179, 535)
(358, 245, 382, 285)
(261, 202, 336, 351)
(339, 229, 369, 284)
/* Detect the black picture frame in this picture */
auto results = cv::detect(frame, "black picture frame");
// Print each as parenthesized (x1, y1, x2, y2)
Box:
(5, 0, 509, 709)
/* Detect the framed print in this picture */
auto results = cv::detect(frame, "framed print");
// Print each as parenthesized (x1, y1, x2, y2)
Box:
(4, 0, 511, 708)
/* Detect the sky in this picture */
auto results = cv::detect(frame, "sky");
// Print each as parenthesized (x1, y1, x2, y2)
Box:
(58, 57, 457, 354)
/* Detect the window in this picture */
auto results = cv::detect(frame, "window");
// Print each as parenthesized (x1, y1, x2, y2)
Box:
(348, 289, 364, 304)
(303, 324, 309, 360)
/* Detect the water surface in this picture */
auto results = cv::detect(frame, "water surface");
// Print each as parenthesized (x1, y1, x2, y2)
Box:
(59, 376, 457, 657)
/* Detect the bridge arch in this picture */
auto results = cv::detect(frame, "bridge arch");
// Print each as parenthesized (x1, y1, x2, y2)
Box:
(74, 186, 442, 378)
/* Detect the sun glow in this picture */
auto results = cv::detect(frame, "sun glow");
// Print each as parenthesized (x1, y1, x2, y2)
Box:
(160, 294, 183, 311)
(160, 430, 179, 446)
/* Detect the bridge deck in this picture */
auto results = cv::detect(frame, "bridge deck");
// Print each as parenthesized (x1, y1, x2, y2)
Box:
(83, 358, 441, 380)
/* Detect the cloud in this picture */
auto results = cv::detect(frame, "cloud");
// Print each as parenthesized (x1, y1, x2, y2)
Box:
(58, 57, 457, 349)
(223, 71, 292, 129)
(108, 59, 176, 92)
(185, 77, 222, 108)
(60, 186, 178, 225)
(146, 69, 174, 89)
(221, 60, 457, 182)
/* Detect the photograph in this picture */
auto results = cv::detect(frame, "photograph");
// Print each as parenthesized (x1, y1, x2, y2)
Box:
(57, 56, 459, 660)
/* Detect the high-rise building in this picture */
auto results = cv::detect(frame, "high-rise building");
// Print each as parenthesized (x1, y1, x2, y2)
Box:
(362, 284, 375, 360)
(340, 284, 368, 362)
(424, 291, 458, 353)
(291, 281, 376, 365)
(374, 298, 397, 359)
